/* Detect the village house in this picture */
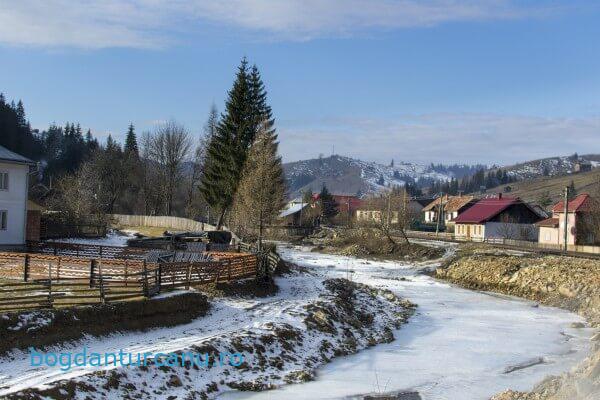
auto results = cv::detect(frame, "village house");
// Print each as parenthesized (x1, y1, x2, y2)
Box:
(421, 195, 477, 225)
(422, 195, 446, 223)
(573, 160, 592, 173)
(331, 194, 363, 216)
(454, 194, 542, 242)
(0, 145, 36, 246)
(537, 194, 598, 246)
(355, 197, 428, 225)
(279, 198, 310, 226)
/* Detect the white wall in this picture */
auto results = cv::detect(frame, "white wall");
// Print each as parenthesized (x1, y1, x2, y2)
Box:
(484, 222, 539, 241)
(0, 162, 29, 245)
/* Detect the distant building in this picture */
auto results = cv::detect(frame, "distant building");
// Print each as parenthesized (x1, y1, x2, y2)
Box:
(278, 202, 309, 226)
(0, 145, 36, 246)
(332, 194, 363, 216)
(454, 194, 542, 242)
(573, 161, 592, 173)
(537, 194, 598, 246)
(421, 195, 477, 225)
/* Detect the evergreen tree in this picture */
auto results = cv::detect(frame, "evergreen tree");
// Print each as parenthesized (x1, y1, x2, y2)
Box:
(319, 185, 338, 222)
(201, 58, 274, 229)
(248, 63, 273, 145)
(124, 123, 139, 157)
(568, 180, 577, 200)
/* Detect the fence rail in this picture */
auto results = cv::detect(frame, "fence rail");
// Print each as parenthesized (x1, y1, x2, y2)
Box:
(0, 249, 258, 313)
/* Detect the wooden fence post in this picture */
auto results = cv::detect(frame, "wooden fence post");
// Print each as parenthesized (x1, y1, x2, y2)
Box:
(158, 263, 162, 288)
(142, 260, 148, 297)
(90, 259, 96, 288)
(98, 261, 105, 304)
(186, 263, 191, 290)
(47, 262, 53, 309)
(23, 254, 30, 282)
(124, 261, 128, 287)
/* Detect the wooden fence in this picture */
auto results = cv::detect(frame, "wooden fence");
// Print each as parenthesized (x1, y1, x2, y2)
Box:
(0, 250, 258, 313)
(110, 214, 217, 232)
(29, 241, 149, 260)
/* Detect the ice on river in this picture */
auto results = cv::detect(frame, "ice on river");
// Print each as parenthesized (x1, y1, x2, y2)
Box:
(221, 244, 593, 400)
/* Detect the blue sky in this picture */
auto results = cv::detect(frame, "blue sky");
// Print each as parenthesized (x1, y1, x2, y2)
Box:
(1, 0, 599, 165)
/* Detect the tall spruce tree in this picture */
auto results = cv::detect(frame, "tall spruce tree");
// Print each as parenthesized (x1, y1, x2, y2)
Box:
(201, 58, 276, 229)
(319, 185, 338, 223)
(124, 123, 139, 157)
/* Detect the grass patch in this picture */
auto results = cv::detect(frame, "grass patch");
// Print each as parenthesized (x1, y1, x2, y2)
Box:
(114, 225, 170, 238)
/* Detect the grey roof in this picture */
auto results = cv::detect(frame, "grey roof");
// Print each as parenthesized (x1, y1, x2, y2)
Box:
(0, 145, 35, 165)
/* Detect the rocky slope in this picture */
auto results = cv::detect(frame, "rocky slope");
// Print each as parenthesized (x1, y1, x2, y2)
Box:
(435, 246, 600, 400)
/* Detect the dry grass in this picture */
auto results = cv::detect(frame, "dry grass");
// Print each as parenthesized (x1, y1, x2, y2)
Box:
(115, 225, 170, 238)
(484, 168, 600, 204)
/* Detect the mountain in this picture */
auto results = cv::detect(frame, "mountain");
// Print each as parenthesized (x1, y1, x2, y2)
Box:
(498, 153, 600, 180)
(283, 155, 454, 198)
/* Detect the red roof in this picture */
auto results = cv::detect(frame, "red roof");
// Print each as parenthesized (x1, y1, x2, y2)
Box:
(552, 194, 592, 213)
(454, 195, 519, 224)
(536, 217, 559, 228)
(332, 195, 363, 212)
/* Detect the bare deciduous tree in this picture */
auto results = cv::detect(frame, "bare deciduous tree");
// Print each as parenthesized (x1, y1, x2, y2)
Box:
(358, 189, 415, 246)
(229, 121, 286, 249)
(146, 120, 192, 215)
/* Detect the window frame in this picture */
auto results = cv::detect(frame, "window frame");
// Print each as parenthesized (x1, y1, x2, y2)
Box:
(0, 210, 7, 230)
(0, 171, 8, 191)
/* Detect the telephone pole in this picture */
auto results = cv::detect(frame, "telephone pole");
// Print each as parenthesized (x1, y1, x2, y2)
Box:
(563, 186, 569, 253)
(435, 193, 444, 236)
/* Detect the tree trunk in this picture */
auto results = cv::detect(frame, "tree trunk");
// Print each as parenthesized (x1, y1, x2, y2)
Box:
(216, 207, 227, 230)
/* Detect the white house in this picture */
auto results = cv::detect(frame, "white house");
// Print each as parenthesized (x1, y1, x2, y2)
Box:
(0, 145, 35, 246)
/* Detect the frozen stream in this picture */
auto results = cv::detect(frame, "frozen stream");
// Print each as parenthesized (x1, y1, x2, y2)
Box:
(0, 242, 592, 399)
(222, 244, 593, 400)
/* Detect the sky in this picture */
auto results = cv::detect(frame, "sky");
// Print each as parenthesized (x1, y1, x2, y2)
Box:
(1, 0, 599, 166)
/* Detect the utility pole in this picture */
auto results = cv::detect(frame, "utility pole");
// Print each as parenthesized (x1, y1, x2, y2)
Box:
(386, 191, 392, 229)
(435, 192, 444, 236)
(563, 186, 569, 253)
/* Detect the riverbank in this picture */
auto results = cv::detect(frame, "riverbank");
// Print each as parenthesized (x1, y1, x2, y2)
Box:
(221, 245, 589, 400)
(306, 227, 445, 261)
(435, 244, 600, 400)
(1, 267, 415, 399)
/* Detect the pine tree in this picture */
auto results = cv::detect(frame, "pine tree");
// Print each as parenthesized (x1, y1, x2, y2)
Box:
(201, 58, 273, 229)
(568, 180, 577, 200)
(248, 64, 273, 144)
(319, 185, 338, 222)
(124, 123, 139, 157)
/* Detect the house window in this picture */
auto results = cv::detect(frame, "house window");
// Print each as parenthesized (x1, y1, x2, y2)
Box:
(0, 210, 6, 230)
(0, 172, 8, 190)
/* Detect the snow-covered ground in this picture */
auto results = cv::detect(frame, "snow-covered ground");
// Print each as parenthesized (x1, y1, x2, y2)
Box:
(222, 244, 593, 400)
(0, 243, 593, 399)
(47, 230, 133, 247)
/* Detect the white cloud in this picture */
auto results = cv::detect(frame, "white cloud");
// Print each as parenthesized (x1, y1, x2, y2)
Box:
(277, 113, 600, 165)
(0, 0, 552, 48)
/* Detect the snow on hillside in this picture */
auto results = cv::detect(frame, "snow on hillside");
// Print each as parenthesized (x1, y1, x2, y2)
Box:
(284, 155, 453, 197)
(503, 155, 599, 180)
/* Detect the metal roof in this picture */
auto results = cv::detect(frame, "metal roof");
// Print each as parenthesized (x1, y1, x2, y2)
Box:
(552, 194, 592, 213)
(454, 196, 519, 224)
(279, 203, 308, 218)
(0, 145, 35, 165)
